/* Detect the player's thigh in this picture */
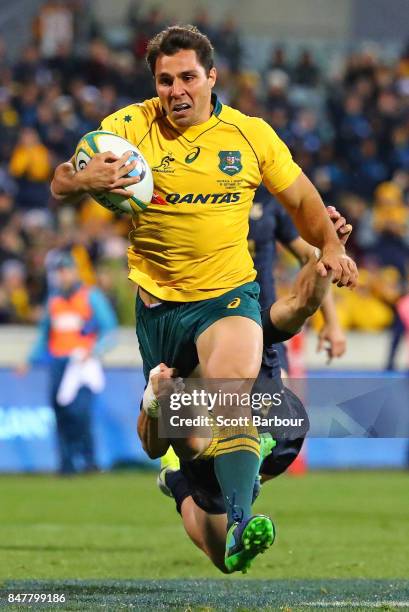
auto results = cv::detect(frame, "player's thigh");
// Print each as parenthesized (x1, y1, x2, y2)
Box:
(197, 316, 262, 379)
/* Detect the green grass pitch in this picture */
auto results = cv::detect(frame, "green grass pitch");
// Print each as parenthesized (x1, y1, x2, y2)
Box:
(0, 471, 408, 610)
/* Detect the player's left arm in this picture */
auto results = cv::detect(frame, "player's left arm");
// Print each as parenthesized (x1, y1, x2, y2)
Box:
(265, 208, 352, 339)
(258, 119, 357, 288)
(266, 254, 332, 337)
(287, 208, 348, 361)
(276, 173, 358, 288)
(265, 274, 345, 361)
(317, 292, 346, 362)
(281, 203, 352, 261)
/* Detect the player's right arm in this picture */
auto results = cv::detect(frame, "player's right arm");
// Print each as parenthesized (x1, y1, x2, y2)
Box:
(52, 102, 158, 203)
(137, 410, 170, 459)
(137, 364, 184, 459)
(50, 152, 138, 202)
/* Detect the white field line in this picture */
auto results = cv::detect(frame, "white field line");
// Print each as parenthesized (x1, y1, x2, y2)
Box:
(299, 602, 409, 608)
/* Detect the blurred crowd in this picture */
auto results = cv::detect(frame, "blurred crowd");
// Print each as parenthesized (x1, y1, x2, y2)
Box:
(0, 1, 409, 362)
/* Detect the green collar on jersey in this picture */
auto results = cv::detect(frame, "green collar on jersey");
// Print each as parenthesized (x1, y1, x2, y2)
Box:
(212, 93, 222, 116)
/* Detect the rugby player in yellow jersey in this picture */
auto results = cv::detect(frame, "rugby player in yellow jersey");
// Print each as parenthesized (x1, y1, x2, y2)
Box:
(139, 208, 352, 574)
(51, 25, 358, 573)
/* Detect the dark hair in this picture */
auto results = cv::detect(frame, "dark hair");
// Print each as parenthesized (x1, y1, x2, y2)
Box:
(146, 25, 214, 76)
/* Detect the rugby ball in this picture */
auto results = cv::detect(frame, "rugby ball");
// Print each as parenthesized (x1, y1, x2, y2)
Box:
(74, 130, 153, 214)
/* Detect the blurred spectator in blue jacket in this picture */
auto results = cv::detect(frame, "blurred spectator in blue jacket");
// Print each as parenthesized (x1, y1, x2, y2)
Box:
(19, 252, 117, 474)
(215, 15, 242, 73)
(293, 49, 321, 87)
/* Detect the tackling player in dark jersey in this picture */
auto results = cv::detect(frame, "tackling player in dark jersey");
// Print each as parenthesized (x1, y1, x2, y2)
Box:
(249, 185, 347, 373)
(138, 208, 352, 573)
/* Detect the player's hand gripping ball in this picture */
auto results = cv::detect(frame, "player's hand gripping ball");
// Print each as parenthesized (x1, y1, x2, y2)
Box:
(74, 131, 153, 214)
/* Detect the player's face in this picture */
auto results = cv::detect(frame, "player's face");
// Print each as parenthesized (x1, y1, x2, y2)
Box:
(154, 49, 216, 127)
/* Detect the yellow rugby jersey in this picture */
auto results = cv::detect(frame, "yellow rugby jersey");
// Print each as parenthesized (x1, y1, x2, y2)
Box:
(100, 95, 301, 301)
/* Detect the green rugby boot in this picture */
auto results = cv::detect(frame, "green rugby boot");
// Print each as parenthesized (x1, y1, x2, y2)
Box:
(224, 514, 276, 574)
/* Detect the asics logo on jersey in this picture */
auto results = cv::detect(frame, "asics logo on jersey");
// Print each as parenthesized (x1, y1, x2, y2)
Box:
(185, 147, 201, 164)
(152, 154, 175, 173)
(227, 298, 241, 309)
(165, 192, 241, 204)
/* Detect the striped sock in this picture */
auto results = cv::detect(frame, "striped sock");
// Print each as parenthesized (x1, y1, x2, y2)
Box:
(213, 427, 260, 527)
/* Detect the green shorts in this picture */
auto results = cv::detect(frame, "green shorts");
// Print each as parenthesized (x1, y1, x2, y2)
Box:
(136, 282, 261, 381)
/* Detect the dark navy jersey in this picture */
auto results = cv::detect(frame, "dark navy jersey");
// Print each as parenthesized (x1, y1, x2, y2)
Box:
(248, 186, 299, 310)
(179, 375, 309, 514)
(262, 343, 288, 378)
